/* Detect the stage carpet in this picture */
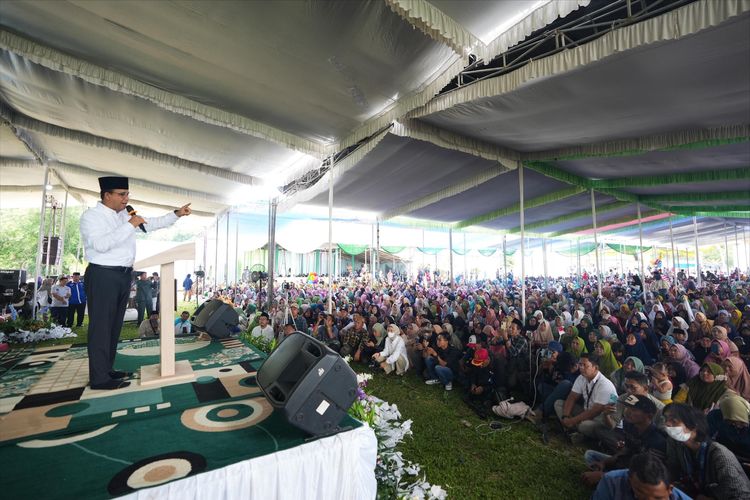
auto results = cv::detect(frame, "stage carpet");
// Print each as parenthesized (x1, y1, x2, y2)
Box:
(0, 337, 376, 499)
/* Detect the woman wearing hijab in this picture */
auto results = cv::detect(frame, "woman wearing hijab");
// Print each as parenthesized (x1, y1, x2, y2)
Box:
(531, 319, 554, 349)
(652, 310, 671, 337)
(674, 363, 731, 411)
(610, 355, 645, 394)
(594, 338, 622, 378)
(668, 343, 700, 380)
(692, 312, 713, 341)
(704, 339, 731, 366)
(361, 323, 386, 364)
(624, 331, 654, 366)
(722, 357, 750, 401)
(706, 393, 750, 458)
(562, 326, 587, 357)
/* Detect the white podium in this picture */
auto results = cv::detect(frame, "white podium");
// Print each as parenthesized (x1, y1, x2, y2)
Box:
(133, 242, 196, 386)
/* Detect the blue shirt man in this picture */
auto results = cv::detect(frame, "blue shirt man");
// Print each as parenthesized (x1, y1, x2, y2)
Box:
(66, 272, 87, 327)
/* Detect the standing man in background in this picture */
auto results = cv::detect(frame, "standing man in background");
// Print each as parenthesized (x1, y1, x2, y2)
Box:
(80, 176, 191, 390)
(50, 275, 71, 325)
(135, 272, 153, 325)
(183, 273, 193, 302)
(151, 272, 160, 312)
(66, 272, 86, 328)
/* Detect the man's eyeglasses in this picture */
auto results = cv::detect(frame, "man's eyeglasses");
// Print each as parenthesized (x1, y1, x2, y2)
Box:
(110, 191, 129, 197)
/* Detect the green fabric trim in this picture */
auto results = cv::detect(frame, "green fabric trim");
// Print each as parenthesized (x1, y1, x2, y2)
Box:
(478, 249, 497, 257)
(452, 248, 469, 256)
(507, 201, 629, 234)
(535, 136, 750, 161)
(337, 244, 368, 255)
(592, 168, 750, 189)
(504, 249, 517, 256)
(673, 210, 750, 219)
(524, 161, 591, 188)
(555, 243, 598, 256)
(382, 246, 406, 255)
(606, 243, 653, 255)
(545, 210, 662, 237)
(454, 186, 584, 229)
(417, 247, 443, 255)
(639, 191, 750, 203)
(663, 205, 750, 214)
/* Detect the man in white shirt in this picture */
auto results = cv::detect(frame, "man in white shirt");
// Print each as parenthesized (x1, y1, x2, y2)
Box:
(80, 176, 191, 390)
(251, 312, 274, 342)
(50, 275, 71, 325)
(555, 353, 618, 442)
(374, 324, 409, 375)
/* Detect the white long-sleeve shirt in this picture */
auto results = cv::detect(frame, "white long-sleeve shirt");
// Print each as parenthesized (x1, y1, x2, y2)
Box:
(379, 335, 409, 370)
(80, 202, 178, 266)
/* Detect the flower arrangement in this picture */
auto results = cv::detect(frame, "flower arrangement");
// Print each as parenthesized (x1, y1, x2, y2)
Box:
(347, 361, 447, 500)
(0, 321, 76, 344)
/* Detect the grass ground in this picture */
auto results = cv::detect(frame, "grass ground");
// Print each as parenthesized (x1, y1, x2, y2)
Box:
(366, 371, 591, 499)
(16, 302, 592, 498)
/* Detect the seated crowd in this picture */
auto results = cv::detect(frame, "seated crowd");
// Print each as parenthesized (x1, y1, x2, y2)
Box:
(210, 267, 750, 499)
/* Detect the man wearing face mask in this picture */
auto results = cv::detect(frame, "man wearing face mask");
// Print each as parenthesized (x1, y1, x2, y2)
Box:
(373, 324, 409, 375)
(663, 403, 750, 500)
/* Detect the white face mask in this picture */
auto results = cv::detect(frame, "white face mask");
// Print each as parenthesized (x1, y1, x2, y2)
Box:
(387, 331, 396, 339)
(665, 425, 692, 442)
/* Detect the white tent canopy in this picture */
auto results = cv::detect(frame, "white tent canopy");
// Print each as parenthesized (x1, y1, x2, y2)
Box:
(0, 0, 748, 255)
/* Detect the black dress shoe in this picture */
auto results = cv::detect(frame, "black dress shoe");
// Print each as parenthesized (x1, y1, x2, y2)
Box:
(109, 370, 134, 379)
(91, 380, 130, 390)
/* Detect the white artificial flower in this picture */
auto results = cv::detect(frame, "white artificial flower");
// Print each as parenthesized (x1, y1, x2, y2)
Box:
(429, 484, 447, 499)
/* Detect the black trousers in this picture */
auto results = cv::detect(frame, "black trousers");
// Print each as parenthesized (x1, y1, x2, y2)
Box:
(66, 303, 86, 327)
(84, 265, 132, 386)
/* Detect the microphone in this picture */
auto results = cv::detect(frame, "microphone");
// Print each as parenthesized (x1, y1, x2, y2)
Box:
(126, 205, 147, 233)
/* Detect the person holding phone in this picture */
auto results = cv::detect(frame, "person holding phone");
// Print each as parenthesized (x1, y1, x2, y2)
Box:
(174, 310, 192, 335)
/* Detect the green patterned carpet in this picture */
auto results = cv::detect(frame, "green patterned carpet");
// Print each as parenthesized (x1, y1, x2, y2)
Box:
(0, 337, 360, 498)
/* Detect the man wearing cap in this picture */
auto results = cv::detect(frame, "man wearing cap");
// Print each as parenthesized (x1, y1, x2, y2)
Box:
(80, 176, 191, 390)
(582, 394, 667, 488)
(66, 272, 86, 327)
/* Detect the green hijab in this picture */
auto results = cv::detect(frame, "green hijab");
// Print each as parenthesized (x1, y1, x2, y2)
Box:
(686, 363, 728, 410)
(563, 327, 588, 357)
(596, 339, 622, 378)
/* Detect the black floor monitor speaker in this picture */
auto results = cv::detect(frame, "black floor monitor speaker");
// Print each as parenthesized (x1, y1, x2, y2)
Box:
(192, 300, 238, 339)
(257, 332, 358, 436)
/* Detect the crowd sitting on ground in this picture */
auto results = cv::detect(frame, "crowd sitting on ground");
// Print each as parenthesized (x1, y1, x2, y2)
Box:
(201, 265, 750, 499)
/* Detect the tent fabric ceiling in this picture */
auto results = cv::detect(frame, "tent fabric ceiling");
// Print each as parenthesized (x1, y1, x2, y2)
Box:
(306, 133, 500, 214)
(0, 0, 748, 250)
(416, 12, 750, 153)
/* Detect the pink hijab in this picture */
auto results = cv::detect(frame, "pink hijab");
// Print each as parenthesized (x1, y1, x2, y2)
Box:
(724, 357, 750, 400)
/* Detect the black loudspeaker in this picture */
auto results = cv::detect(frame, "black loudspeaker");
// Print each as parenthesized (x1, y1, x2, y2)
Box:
(192, 300, 238, 339)
(42, 237, 61, 266)
(0, 269, 26, 294)
(257, 332, 358, 436)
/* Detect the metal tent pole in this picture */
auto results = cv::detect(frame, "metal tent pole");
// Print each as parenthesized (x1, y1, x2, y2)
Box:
(234, 219, 239, 283)
(225, 211, 230, 285)
(449, 228, 454, 289)
(376, 220, 380, 283)
(214, 217, 219, 288)
(542, 237, 548, 290)
(266, 199, 277, 311)
(669, 216, 676, 278)
(637, 203, 645, 286)
(591, 189, 602, 307)
(57, 189, 68, 275)
(327, 162, 334, 313)
(503, 235, 507, 285)
(463, 232, 467, 281)
(734, 223, 740, 276)
(32, 166, 50, 319)
(693, 216, 702, 287)
(519, 163, 526, 323)
(723, 221, 730, 276)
